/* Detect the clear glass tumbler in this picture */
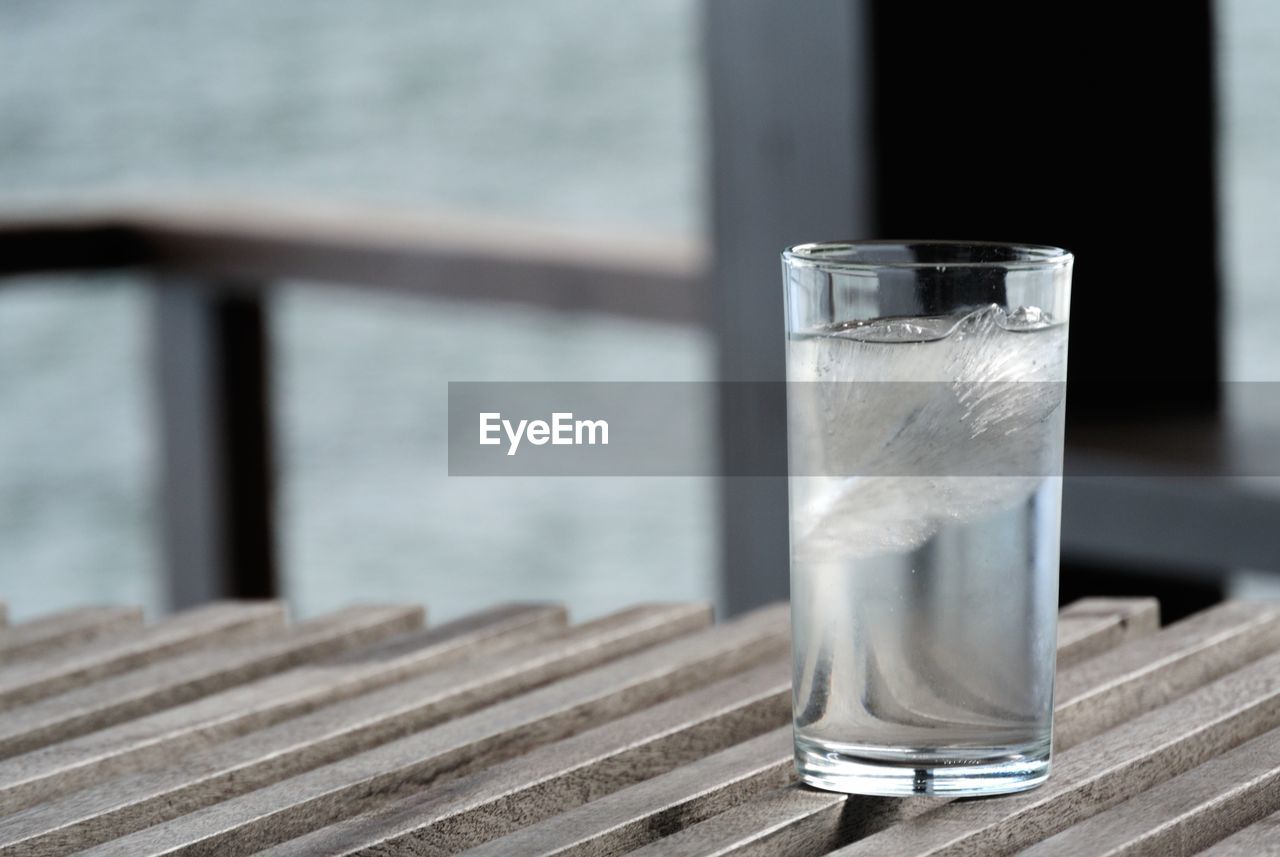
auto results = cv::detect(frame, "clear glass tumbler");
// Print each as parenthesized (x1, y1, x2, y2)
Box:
(783, 241, 1072, 797)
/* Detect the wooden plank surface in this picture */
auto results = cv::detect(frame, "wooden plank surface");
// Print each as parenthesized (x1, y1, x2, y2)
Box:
(0, 603, 564, 814)
(0, 602, 283, 709)
(75, 604, 785, 857)
(0, 603, 713, 854)
(1018, 725, 1280, 856)
(2, 597, 1278, 857)
(0, 604, 422, 757)
(458, 728, 797, 857)
(1197, 808, 1280, 856)
(1055, 597, 1160, 669)
(611, 599, 1271, 857)
(264, 660, 793, 857)
(0, 607, 144, 661)
(270, 598, 1143, 857)
(1051, 600, 1280, 749)
(830, 648, 1280, 856)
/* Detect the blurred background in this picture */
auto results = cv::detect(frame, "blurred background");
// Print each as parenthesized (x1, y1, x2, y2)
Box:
(1, 1, 1278, 622)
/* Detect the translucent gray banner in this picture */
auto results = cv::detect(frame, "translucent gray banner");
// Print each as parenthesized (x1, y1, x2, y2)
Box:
(448, 381, 1280, 477)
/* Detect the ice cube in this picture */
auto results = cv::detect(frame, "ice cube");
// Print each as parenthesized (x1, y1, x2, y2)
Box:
(787, 305, 1068, 561)
(1002, 305, 1052, 330)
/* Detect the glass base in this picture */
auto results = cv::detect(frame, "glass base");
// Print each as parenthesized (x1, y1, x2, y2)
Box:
(794, 735, 1051, 797)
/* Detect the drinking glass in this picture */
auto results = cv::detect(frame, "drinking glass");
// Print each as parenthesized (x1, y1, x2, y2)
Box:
(783, 240, 1072, 796)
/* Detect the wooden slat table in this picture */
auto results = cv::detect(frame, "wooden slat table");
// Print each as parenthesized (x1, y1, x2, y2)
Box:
(1, 598, 1279, 856)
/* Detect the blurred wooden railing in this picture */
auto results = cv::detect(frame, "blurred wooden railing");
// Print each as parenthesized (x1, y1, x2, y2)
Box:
(0, 201, 708, 320)
(0, 201, 710, 608)
(6, 200, 1280, 619)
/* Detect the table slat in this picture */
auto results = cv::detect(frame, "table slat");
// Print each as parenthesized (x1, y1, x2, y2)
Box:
(275, 598, 1151, 857)
(0, 604, 422, 758)
(265, 660, 791, 857)
(1017, 725, 1280, 857)
(0, 603, 713, 855)
(829, 648, 1280, 857)
(0, 602, 283, 709)
(1054, 600, 1280, 749)
(0, 603, 565, 814)
(0, 607, 144, 661)
(1055, 598, 1159, 669)
(3, 597, 1275, 857)
(613, 598, 1266, 857)
(76, 604, 787, 857)
(1195, 808, 1280, 857)
(461, 727, 795, 857)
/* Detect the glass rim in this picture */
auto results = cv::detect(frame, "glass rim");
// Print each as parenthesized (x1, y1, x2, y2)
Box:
(782, 240, 1073, 272)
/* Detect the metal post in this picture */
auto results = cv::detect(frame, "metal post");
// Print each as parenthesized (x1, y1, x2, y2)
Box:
(705, 0, 875, 614)
(153, 278, 278, 608)
(705, 1, 1222, 613)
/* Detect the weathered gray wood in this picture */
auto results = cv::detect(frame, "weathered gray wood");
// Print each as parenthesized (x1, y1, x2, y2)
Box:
(0, 604, 423, 758)
(7, 597, 1274, 857)
(261, 659, 791, 857)
(291, 599, 1149, 857)
(627, 778, 879, 857)
(73, 604, 787, 857)
(0, 607, 144, 662)
(1018, 726, 1280, 856)
(0, 603, 565, 814)
(1056, 598, 1160, 669)
(1053, 600, 1280, 749)
(828, 647, 1280, 857)
(613, 600, 1272, 857)
(0, 602, 283, 710)
(1196, 808, 1280, 856)
(456, 728, 795, 857)
(0, 202, 708, 323)
(0, 603, 715, 854)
